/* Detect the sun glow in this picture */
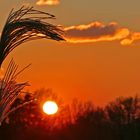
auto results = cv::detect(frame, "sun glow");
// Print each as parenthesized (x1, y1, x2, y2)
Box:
(43, 101, 58, 115)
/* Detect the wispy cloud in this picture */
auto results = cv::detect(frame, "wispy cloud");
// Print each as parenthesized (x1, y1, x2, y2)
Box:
(36, 0, 60, 6)
(64, 22, 140, 45)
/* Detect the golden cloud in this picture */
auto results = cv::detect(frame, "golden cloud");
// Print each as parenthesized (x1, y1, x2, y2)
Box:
(64, 22, 140, 45)
(36, 0, 60, 5)
(120, 32, 140, 45)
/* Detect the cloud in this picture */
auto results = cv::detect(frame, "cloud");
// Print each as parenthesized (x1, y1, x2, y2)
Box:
(120, 32, 140, 45)
(36, 0, 60, 5)
(64, 22, 140, 45)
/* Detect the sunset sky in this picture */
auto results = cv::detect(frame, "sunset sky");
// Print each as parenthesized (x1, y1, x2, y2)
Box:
(1, 0, 140, 106)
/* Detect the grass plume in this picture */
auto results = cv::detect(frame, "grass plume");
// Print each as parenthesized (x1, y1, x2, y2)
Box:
(0, 59, 30, 124)
(0, 6, 64, 124)
(0, 6, 64, 66)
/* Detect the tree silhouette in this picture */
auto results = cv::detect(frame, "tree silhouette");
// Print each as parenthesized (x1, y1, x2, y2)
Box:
(1, 94, 140, 140)
(105, 96, 140, 140)
(106, 96, 140, 124)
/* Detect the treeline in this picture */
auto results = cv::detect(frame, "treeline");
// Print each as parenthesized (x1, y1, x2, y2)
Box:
(0, 89, 140, 140)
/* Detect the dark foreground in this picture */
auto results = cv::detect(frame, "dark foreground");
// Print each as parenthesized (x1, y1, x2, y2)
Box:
(0, 92, 140, 140)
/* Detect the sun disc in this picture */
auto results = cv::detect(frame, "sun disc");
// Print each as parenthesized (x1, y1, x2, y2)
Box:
(43, 101, 58, 115)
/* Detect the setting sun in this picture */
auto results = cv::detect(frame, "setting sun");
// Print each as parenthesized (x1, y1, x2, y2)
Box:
(43, 101, 58, 115)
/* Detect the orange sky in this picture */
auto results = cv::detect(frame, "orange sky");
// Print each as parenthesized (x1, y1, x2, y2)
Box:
(1, 0, 140, 106)
(3, 39, 140, 106)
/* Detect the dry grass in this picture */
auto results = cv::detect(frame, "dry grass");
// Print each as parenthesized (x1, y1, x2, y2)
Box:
(0, 6, 64, 124)
(0, 6, 64, 66)
(0, 59, 31, 124)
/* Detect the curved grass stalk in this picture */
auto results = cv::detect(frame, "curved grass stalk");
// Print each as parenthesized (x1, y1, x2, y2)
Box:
(0, 6, 65, 66)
